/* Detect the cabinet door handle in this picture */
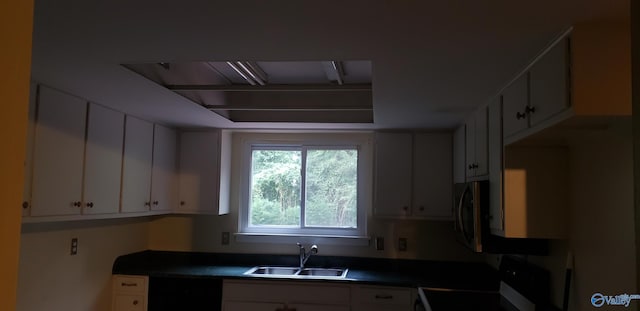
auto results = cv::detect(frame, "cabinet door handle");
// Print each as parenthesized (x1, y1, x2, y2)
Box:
(525, 105, 536, 114)
(22, 201, 29, 209)
(72, 201, 81, 207)
(516, 111, 527, 119)
(144, 201, 151, 207)
(132, 300, 139, 306)
(402, 206, 409, 212)
(419, 206, 425, 212)
(180, 201, 185, 206)
(375, 294, 394, 300)
(153, 201, 159, 206)
(86, 202, 94, 208)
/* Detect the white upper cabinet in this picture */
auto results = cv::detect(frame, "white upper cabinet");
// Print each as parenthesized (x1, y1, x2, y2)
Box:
(151, 125, 178, 212)
(452, 126, 465, 184)
(502, 39, 569, 143)
(31, 86, 87, 217)
(529, 38, 569, 125)
(22, 83, 37, 216)
(373, 133, 412, 217)
(412, 133, 452, 219)
(177, 130, 230, 214)
(502, 73, 529, 139)
(121, 116, 154, 213)
(465, 107, 488, 179)
(374, 132, 453, 219)
(487, 97, 503, 232)
(83, 104, 125, 215)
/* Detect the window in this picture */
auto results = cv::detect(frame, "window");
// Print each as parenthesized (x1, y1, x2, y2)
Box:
(239, 133, 370, 239)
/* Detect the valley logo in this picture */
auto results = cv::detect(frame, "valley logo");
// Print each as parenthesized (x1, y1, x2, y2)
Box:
(591, 293, 640, 308)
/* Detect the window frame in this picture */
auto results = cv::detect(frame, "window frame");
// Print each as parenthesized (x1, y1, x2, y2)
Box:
(238, 133, 369, 238)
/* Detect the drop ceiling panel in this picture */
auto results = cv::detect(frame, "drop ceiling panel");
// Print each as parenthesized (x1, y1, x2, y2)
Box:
(123, 60, 373, 124)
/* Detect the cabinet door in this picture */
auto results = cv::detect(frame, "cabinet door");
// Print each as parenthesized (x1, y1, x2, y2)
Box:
(292, 304, 350, 311)
(31, 86, 86, 216)
(22, 83, 37, 216)
(412, 133, 452, 219)
(373, 133, 412, 217)
(474, 107, 489, 176)
(113, 295, 146, 311)
(83, 104, 124, 215)
(224, 302, 282, 311)
(488, 97, 504, 232)
(151, 125, 177, 211)
(121, 116, 154, 213)
(452, 126, 465, 183)
(502, 73, 529, 138)
(464, 119, 475, 179)
(529, 38, 569, 126)
(177, 131, 220, 213)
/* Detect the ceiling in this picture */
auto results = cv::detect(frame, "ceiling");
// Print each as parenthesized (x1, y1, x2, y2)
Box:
(29, 0, 629, 130)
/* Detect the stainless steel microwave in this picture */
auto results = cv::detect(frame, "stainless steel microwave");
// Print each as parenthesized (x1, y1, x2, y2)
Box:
(453, 180, 489, 252)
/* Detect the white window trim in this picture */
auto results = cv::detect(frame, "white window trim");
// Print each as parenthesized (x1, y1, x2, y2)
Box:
(237, 132, 372, 243)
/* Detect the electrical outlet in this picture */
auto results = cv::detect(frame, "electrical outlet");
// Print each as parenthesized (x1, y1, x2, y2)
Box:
(221, 232, 230, 245)
(70, 238, 78, 255)
(398, 237, 407, 252)
(375, 237, 384, 251)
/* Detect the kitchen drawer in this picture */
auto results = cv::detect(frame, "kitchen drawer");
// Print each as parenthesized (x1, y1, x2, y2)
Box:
(353, 286, 412, 305)
(114, 294, 146, 311)
(223, 280, 350, 305)
(113, 275, 148, 294)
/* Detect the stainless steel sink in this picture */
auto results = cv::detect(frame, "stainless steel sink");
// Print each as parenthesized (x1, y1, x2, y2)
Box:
(244, 266, 348, 279)
(298, 268, 347, 277)
(247, 266, 300, 275)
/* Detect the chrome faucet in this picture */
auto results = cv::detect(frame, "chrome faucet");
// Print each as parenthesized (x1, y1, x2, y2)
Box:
(297, 243, 318, 269)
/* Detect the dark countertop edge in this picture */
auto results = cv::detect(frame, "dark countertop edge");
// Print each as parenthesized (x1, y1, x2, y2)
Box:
(112, 250, 500, 291)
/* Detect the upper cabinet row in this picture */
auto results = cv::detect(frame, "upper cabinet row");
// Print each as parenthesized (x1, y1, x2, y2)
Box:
(458, 22, 631, 238)
(22, 85, 230, 222)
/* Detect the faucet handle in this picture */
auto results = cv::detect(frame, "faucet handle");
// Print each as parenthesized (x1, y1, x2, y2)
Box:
(310, 244, 318, 254)
(296, 242, 303, 248)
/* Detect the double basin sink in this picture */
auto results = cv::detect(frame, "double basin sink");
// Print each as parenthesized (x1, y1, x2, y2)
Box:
(244, 266, 349, 279)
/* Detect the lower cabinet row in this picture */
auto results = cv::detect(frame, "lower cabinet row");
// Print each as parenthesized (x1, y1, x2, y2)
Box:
(112, 275, 416, 311)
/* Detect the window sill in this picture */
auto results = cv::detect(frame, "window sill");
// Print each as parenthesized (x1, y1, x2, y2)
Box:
(234, 232, 370, 246)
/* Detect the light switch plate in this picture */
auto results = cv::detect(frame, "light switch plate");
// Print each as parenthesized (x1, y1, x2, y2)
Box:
(398, 237, 407, 252)
(221, 232, 230, 245)
(70, 238, 78, 255)
(375, 237, 384, 251)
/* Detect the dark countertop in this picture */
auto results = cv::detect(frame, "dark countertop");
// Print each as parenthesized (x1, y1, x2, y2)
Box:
(113, 250, 500, 290)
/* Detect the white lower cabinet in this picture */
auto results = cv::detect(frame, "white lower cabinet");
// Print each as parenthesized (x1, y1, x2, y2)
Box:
(352, 286, 414, 311)
(225, 302, 349, 311)
(222, 280, 350, 311)
(112, 275, 148, 311)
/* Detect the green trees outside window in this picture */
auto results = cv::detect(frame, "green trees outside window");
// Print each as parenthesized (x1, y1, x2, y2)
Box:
(250, 147, 358, 229)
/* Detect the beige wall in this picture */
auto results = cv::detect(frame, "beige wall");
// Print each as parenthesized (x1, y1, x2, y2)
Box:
(149, 215, 478, 261)
(17, 219, 149, 311)
(0, 1, 33, 310)
(497, 122, 637, 309)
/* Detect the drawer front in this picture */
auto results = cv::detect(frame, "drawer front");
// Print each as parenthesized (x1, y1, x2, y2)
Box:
(223, 280, 350, 305)
(354, 286, 412, 305)
(114, 294, 146, 311)
(113, 275, 147, 294)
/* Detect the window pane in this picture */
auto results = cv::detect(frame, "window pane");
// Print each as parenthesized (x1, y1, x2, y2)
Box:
(250, 149, 301, 226)
(305, 149, 358, 228)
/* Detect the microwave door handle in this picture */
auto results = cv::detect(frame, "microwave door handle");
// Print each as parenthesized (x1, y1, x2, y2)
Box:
(457, 186, 468, 239)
